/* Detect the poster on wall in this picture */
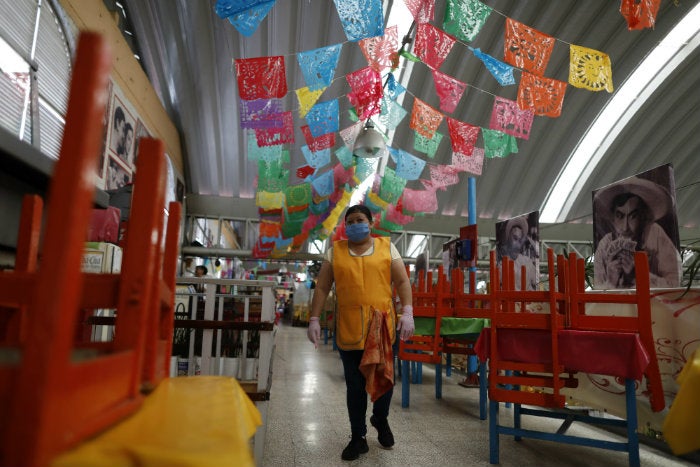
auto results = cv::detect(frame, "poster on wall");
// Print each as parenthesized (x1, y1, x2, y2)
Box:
(106, 156, 131, 190)
(133, 118, 151, 165)
(495, 211, 540, 291)
(96, 80, 113, 179)
(592, 164, 681, 289)
(108, 92, 137, 168)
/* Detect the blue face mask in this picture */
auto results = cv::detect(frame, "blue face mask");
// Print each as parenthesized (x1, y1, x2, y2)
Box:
(346, 222, 370, 242)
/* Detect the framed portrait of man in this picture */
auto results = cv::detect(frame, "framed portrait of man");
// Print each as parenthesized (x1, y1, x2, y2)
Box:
(495, 211, 539, 291)
(106, 156, 131, 191)
(592, 164, 681, 289)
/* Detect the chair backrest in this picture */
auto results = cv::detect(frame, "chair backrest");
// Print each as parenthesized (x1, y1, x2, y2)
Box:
(487, 248, 574, 408)
(0, 32, 182, 467)
(567, 251, 665, 412)
(398, 267, 447, 364)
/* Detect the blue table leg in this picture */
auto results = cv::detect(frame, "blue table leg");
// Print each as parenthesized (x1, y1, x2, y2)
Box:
(436, 361, 442, 399)
(323, 328, 328, 345)
(489, 400, 499, 464)
(401, 359, 410, 408)
(417, 362, 423, 384)
(626, 378, 640, 467)
(514, 403, 522, 441)
(479, 360, 487, 420)
(446, 353, 452, 377)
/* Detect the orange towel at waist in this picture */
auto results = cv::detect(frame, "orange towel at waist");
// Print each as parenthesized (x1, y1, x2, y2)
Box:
(359, 308, 394, 402)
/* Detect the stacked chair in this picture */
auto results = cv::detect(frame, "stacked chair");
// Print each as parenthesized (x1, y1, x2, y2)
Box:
(481, 248, 665, 467)
(398, 264, 492, 418)
(0, 32, 181, 467)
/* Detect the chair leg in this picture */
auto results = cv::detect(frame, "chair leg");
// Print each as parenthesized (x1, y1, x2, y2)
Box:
(625, 378, 641, 467)
(489, 400, 499, 464)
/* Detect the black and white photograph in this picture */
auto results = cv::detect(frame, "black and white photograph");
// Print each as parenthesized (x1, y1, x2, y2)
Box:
(592, 164, 682, 289)
(495, 211, 540, 291)
(106, 156, 131, 191)
(108, 94, 136, 167)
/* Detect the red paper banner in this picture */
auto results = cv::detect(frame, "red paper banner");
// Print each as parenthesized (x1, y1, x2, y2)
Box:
(301, 125, 335, 152)
(620, 0, 661, 30)
(432, 69, 467, 114)
(404, 0, 435, 23)
(346, 66, 383, 120)
(414, 22, 456, 70)
(446, 117, 479, 155)
(235, 56, 288, 99)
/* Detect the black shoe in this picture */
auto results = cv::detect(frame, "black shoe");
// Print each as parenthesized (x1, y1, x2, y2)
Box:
(370, 415, 395, 448)
(341, 436, 369, 461)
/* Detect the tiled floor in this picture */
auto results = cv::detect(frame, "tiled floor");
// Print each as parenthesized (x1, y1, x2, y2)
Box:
(261, 323, 695, 467)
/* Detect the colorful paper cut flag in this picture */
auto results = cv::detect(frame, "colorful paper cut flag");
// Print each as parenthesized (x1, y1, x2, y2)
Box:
(306, 99, 339, 138)
(414, 131, 443, 158)
(297, 43, 342, 91)
(489, 96, 534, 140)
(620, 0, 661, 30)
(481, 128, 518, 158)
(569, 45, 613, 93)
(235, 56, 287, 100)
(452, 147, 484, 176)
(414, 22, 456, 70)
(404, 0, 435, 23)
(301, 125, 335, 152)
(359, 25, 399, 72)
(346, 66, 383, 120)
(311, 170, 335, 198)
(285, 183, 312, 207)
(215, 0, 272, 18)
(429, 164, 459, 189)
(332, 0, 384, 42)
(433, 69, 467, 114)
(472, 48, 515, 86)
(410, 98, 444, 139)
(335, 145, 354, 168)
(503, 18, 554, 76)
(339, 121, 364, 149)
(295, 87, 326, 118)
(389, 147, 426, 180)
(442, 0, 492, 42)
(403, 187, 438, 213)
(239, 98, 283, 129)
(446, 117, 479, 155)
(379, 167, 407, 205)
(225, 1, 276, 37)
(385, 73, 407, 100)
(377, 97, 408, 131)
(517, 71, 567, 118)
(301, 145, 331, 169)
(247, 132, 284, 162)
(254, 110, 294, 146)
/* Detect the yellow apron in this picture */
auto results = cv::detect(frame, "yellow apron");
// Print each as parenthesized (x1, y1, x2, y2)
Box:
(333, 237, 396, 350)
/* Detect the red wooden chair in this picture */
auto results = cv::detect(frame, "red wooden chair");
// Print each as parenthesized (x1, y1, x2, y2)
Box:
(568, 251, 665, 413)
(0, 32, 182, 467)
(486, 248, 573, 408)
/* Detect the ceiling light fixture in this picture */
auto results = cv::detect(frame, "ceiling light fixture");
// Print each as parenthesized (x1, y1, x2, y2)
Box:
(353, 120, 386, 158)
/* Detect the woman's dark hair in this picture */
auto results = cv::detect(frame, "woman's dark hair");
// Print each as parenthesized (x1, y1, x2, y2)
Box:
(345, 204, 372, 222)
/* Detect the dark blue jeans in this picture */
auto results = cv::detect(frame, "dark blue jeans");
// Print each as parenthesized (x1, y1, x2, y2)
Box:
(338, 348, 393, 438)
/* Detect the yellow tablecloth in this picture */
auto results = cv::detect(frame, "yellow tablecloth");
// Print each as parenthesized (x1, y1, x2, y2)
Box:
(52, 376, 262, 467)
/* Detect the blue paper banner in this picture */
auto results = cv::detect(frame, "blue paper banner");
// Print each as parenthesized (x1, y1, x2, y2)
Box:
(297, 43, 343, 91)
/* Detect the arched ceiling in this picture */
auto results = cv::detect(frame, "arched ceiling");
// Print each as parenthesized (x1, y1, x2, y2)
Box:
(125, 0, 700, 246)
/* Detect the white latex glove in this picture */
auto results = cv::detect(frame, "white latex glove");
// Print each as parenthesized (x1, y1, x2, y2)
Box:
(397, 305, 415, 341)
(307, 316, 321, 348)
